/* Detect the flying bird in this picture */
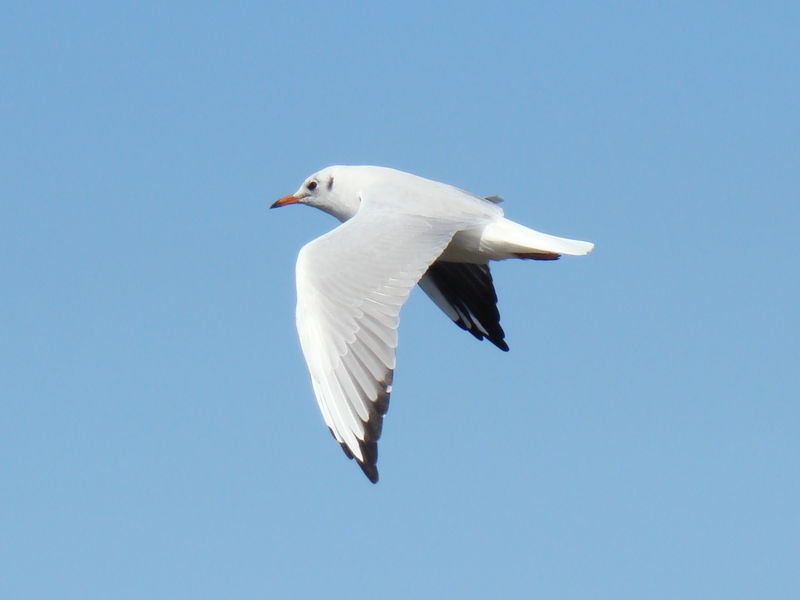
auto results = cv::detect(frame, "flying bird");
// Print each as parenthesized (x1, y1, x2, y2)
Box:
(271, 166, 593, 482)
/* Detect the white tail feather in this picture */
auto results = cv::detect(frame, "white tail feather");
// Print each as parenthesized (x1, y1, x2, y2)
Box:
(480, 218, 594, 259)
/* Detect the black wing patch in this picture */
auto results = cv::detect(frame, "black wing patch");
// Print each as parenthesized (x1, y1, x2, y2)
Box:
(331, 372, 391, 484)
(419, 261, 509, 351)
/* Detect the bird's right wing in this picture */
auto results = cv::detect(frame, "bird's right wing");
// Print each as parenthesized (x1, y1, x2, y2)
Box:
(294, 202, 487, 482)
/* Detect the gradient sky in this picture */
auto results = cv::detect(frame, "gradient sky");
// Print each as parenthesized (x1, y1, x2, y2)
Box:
(2, 2, 798, 598)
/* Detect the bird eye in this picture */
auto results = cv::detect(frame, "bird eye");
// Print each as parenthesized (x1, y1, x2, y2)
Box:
(307, 181, 317, 191)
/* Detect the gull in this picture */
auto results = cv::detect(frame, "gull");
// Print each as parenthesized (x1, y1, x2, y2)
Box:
(271, 166, 593, 482)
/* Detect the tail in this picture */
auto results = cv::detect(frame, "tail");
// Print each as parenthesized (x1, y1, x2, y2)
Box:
(480, 218, 594, 260)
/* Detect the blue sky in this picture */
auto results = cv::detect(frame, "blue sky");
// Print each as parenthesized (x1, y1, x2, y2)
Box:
(2, 2, 798, 598)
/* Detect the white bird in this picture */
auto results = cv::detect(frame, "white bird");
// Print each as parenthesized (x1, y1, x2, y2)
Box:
(271, 166, 593, 482)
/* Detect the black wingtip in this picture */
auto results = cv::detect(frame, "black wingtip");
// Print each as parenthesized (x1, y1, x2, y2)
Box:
(336, 432, 382, 483)
(338, 443, 380, 483)
(359, 462, 380, 484)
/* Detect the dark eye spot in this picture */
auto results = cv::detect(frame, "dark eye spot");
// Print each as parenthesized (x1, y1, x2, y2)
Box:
(327, 176, 334, 190)
(307, 181, 317, 191)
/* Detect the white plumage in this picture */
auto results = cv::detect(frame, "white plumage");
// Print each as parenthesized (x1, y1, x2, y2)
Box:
(272, 166, 593, 482)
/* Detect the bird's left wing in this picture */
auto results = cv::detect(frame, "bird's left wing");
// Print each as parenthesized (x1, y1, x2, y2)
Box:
(419, 261, 509, 351)
(295, 202, 485, 482)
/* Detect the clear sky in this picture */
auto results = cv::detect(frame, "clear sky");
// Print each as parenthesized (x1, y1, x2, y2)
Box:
(2, 2, 798, 598)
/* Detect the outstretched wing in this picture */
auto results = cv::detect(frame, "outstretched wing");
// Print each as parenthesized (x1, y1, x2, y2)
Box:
(419, 261, 509, 351)
(295, 202, 488, 482)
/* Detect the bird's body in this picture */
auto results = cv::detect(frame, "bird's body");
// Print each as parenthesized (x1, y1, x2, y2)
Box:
(272, 165, 593, 482)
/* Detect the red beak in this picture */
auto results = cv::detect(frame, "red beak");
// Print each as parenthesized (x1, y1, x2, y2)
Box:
(271, 194, 303, 209)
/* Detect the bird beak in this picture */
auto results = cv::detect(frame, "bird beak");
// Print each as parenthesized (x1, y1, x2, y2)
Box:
(271, 194, 304, 209)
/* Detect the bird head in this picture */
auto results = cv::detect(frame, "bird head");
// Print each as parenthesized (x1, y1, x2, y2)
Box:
(272, 166, 362, 222)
